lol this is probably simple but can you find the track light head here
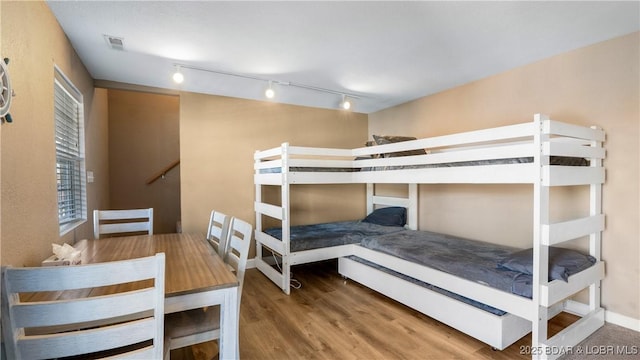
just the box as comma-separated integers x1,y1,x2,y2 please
341,95,352,110
172,66,184,84
265,88,275,99
265,81,275,99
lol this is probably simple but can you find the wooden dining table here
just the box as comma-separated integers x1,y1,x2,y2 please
61,233,239,359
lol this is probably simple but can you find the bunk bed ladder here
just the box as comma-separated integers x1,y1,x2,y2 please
281,143,292,295
254,143,291,294
532,114,551,357
255,149,263,275
531,114,606,360
588,126,603,312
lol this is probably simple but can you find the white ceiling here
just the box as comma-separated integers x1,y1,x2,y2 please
46,1,639,114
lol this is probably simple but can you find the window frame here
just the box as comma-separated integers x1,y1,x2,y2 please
54,66,87,235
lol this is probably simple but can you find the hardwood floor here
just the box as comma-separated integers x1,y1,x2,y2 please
170,260,579,360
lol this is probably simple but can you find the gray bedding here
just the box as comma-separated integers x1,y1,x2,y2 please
264,222,522,315
263,221,406,252
259,156,588,173
358,230,594,300
360,230,522,292
263,212,595,317
350,230,534,316
365,155,588,171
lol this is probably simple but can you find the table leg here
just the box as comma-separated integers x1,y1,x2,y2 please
219,286,239,359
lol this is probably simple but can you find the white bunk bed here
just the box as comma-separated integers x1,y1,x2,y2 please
254,114,605,359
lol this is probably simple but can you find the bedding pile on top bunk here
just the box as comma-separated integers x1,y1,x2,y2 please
361,133,588,170
365,135,589,167
360,156,588,171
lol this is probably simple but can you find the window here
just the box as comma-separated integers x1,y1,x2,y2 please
54,67,86,234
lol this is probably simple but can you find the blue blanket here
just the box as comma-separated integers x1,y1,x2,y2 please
264,221,406,252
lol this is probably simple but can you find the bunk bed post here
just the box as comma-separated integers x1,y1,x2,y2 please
255,150,263,267
281,142,292,295
366,183,374,215
589,127,603,311
407,183,418,230
532,113,550,357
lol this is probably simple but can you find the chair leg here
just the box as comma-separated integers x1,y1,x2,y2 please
163,337,172,360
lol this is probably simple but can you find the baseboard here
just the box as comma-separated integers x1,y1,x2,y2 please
247,257,257,269
605,310,640,332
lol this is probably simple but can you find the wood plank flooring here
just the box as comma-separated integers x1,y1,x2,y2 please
170,259,579,360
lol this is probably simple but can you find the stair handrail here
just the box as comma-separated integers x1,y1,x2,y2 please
146,159,180,185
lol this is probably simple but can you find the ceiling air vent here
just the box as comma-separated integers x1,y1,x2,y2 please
103,35,124,51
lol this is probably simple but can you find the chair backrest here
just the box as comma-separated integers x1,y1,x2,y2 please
163,217,251,353
224,217,252,300
1,253,165,360
94,208,154,239
206,210,232,258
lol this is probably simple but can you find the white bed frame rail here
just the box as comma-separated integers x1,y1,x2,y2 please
254,114,606,359
255,116,604,186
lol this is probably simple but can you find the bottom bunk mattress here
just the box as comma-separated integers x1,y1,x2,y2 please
358,230,597,299
263,221,406,252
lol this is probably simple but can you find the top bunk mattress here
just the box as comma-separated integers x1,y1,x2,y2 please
358,229,596,299
263,221,406,252
259,156,588,173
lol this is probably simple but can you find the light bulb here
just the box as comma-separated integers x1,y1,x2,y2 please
172,71,184,84
172,66,184,84
265,87,275,99
341,96,352,110
265,81,275,99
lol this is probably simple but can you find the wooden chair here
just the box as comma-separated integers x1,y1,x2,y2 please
164,217,253,357
1,253,166,359
206,210,232,258
93,208,154,239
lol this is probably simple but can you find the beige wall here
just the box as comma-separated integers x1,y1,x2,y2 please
1,2,109,266
369,33,640,321
107,89,181,234
180,93,368,257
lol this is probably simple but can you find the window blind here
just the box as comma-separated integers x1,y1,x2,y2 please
54,73,86,228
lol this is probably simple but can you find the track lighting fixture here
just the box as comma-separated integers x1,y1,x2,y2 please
170,63,359,110
172,65,184,84
265,81,275,99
